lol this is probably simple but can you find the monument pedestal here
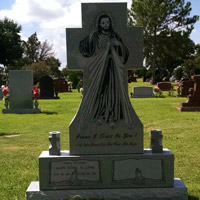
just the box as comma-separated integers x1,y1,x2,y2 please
39,149,174,190
2,108,41,114
26,179,187,200
177,106,200,112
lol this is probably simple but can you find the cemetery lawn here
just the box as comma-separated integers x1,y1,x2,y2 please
0,79,199,200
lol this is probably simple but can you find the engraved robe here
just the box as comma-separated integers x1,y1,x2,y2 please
79,31,134,127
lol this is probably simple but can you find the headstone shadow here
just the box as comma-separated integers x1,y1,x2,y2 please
41,111,58,115
188,195,199,200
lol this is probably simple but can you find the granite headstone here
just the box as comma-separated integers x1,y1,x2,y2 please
132,86,153,98
157,82,172,91
67,2,144,155
177,75,200,111
2,70,40,114
54,79,70,93
177,80,194,97
40,75,59,99
26,3,187,200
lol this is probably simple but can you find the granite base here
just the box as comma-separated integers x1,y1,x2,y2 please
2,108,41,114
26,178,187,200
39,149,174,190
39,97,60,99
177,106,200,112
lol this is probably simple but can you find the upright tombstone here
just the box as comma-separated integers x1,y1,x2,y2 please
177,75,200,111
132,86,154,98
2,70,40,114
39,75,59,99
177,80,194,97
157,82,172,91
54,78,70,93
26,3,187,200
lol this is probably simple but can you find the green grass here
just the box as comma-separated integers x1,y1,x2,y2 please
0,80,200,200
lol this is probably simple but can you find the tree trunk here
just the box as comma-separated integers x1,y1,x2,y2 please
151,65,156,84
151,27,157,85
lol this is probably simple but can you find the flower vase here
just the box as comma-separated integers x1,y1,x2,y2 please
4,99,9,109
34,99,39,109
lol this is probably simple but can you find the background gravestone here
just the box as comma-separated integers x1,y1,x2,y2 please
132,86,153,98
157,82,172,91
177,80,194,97
54,78,71,93
177,75,200,111
39,75,59,99
2,70,40,114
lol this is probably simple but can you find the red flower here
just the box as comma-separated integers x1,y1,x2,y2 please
32,84,40,100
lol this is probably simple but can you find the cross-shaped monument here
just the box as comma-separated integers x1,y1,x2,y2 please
66,3,143,155
26,3,187,199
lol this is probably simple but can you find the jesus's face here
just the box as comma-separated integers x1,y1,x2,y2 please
100,17,110,31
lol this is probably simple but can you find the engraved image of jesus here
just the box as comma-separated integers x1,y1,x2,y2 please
79,13,135,128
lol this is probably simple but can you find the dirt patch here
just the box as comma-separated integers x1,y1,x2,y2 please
0,133,20,137
5,134,20,138
3,145,22,151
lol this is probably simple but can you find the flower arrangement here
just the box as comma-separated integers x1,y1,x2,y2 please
33,84,40,100
1,85,9,100
153,86,163,97
32,84,40,109
1,85,9,109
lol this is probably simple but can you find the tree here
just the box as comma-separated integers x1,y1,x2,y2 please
24,61,51,83
182,44,200,78
62,67,83,89
0,18,23,74
22,32,54,65
45,57,61,77
128,0,199,84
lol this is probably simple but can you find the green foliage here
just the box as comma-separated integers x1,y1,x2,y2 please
0,18,23,70
22,32,54,65
128,0,199,83
62,68,83,89
24,61,51,83
22,32,40,64
182,44,200,78
45,57,61,77
76,81,83,92
68,72,79,89
132,67,147,77
174,67,183,80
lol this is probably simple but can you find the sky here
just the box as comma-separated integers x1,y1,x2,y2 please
0,0,199,69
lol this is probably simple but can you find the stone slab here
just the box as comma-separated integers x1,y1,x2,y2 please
69,119,143,155
2,108,41,114
9,70,33,109
26,178,187,200
39,149,174,190
177,106,200,112
157,82,172,91
132,86,153,98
